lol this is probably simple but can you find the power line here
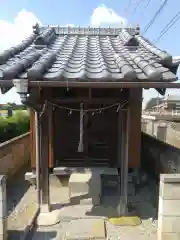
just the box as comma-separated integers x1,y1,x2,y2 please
159,11,180,34
132,0,143,16
124,0,132,14
143,0,168,34
140,0,151,17
154,11,180,43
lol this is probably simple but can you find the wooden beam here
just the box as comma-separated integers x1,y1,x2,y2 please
1,80,180,88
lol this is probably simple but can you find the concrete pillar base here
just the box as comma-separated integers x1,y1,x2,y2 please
37,208,61,226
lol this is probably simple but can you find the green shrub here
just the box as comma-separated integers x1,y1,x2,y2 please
0,110,30,143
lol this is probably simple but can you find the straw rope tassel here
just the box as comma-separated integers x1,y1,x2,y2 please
78,103,84,152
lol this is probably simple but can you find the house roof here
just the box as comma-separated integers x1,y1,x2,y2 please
0,25,179,86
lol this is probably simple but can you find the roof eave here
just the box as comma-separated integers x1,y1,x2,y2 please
1,79,180,89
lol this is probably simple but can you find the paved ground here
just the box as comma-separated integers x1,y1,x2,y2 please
6,171,158,239
31,175,158,240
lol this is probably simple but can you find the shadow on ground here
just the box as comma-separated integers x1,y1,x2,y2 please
50,179,159,221
7,164,31,216
8,229,57,240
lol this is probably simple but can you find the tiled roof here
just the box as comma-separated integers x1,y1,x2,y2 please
0,25,179,83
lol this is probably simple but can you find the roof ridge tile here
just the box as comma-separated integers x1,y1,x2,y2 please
119,29,139,47
34,28,56,46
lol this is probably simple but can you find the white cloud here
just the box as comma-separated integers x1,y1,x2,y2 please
0,9,41,51
0,6,179,105
0,9,41,104
90,4,127,27
0,88,21,104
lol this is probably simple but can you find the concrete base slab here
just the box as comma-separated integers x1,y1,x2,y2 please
37,209,61,226
64,219,106,240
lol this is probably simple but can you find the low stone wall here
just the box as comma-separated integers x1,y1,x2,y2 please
0,133,30,178
142,119,180,149
141,132,180,176
158,174,180,239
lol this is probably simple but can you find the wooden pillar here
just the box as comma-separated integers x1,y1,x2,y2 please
117,109,122,215
48,103,54,168
40,101,50,212
128,88,142,168
117,109,129,216
30,109,36,169
84,103,89,165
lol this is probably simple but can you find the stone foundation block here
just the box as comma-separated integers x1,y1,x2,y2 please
158,215,180,233
69,172,101,205
160,182,180,200
158,197,180,216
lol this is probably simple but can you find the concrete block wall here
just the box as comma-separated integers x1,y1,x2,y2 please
0,175,7,240
158,174,180,240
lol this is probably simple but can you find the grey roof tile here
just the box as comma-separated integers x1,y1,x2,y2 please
0,26,179,83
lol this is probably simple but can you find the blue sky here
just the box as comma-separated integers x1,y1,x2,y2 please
0,0,180,106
